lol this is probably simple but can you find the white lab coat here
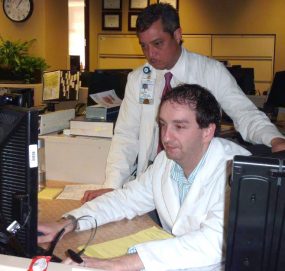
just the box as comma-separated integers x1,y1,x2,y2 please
104,48,283,188
67,138,251,271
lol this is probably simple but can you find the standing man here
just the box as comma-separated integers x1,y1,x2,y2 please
82,3,285,202
39,84,251,270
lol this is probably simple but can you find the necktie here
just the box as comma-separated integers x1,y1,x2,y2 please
161,72,173,97
157,72,173,153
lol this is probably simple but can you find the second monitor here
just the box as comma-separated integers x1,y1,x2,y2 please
82,69,132,106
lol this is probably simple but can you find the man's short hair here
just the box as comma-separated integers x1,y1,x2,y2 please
136,3,180,36
160,84,221,136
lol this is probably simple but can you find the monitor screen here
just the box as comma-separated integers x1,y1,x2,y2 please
265,71,285,108
42,70,81,103
87,69,132,105
226,155,285,271
227,66,255,95
0,105,38,258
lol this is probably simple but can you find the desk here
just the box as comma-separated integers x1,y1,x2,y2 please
42,133,111,184
39,189,156,259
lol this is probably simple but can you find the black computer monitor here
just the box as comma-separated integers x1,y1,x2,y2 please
265,71,285,108
226,155,285,271
87,69,132,105
0,105,38,258
227,66,255,95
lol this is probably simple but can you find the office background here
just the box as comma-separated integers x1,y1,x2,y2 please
0,0,284,74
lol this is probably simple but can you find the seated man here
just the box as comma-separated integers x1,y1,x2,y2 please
38,84,250,270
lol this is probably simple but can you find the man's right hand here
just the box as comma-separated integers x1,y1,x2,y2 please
81,188,114,203
38,218,75,244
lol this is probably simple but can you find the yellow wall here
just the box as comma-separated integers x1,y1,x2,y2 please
1,0,284,72
0,0,68,70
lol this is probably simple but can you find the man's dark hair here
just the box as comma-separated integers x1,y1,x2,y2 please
136,3,180,36
160,84,221,136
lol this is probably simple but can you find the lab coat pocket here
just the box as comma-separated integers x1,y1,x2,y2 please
173,214,207,235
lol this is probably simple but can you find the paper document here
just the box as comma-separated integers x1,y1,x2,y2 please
56,184,103,200
38,187,63,200
89,90,122,108
81,226,173,259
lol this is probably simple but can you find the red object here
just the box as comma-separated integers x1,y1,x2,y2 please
27,256,51,271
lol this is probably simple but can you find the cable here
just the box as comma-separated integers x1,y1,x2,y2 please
45,228,65,256
65,215,97,264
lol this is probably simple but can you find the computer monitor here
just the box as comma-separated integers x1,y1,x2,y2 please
87,69,132,105
0,105,38,258
227,66,255,95
265,71,285,108
70,55,80,74
0,88,34,108
42,70,81,111
226,155,285,271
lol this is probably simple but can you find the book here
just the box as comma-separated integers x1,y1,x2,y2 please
70,117,113,138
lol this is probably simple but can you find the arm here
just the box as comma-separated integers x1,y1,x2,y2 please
208,61,285,148
104,70,143,188
38,217,75,244
65,253,144,271
80,70,143,203
66,163,156,231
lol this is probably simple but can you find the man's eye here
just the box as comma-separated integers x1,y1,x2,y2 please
154,41,163,47
176,125,185,129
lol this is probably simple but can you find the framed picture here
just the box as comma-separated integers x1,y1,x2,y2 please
128,12,139,31
102,0,122,10
129,0,149,10
102,12,122,30
157,0,178,10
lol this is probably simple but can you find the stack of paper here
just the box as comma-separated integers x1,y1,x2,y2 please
81,226,173,259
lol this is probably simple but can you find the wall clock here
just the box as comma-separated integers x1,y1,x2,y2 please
3,0,33,22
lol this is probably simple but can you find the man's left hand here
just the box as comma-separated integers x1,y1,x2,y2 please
271,137,285,152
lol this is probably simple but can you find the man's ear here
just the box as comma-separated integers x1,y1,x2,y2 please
203,123,216,142
173,27,182,44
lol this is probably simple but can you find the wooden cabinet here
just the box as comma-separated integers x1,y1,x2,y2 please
97,34,275,94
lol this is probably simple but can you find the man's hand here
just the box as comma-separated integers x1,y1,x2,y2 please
81,188,114,203
271,137,285,153
64,253,144,271
37,219,74,244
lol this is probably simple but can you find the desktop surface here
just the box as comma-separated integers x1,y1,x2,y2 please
38,181,156,259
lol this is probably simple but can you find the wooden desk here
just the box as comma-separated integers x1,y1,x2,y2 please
39,195,156,259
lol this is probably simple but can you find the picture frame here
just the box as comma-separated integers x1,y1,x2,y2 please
157,0,178,10
102,0,122,10
129,0,149,10
128,12,139,31
102,12,122,31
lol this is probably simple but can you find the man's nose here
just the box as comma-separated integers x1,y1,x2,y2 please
146,46,156,58
161,127,172,143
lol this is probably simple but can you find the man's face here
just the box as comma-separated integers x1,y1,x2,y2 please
138,20,182,70
159,101,214,174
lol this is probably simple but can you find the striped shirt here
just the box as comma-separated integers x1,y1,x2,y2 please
171,151,208,205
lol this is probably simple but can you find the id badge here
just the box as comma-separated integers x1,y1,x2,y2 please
139,79,155,104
